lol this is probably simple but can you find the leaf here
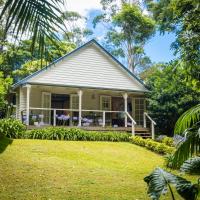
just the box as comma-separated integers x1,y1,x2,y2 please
171,124,200,168
0,0,66,60
174,104,200,134
144,167,199,200
180,157,200,175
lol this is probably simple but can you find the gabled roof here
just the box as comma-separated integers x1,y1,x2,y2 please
13,39,148,92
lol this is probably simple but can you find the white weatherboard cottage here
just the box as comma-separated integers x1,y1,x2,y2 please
13,39,156,138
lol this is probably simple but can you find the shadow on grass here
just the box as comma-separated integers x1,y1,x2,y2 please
0,137,13,154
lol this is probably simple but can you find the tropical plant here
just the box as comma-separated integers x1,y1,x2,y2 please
0,0,65,59
171,104,200,168
144,105,200,199
180,157,200,175
144,167,199,200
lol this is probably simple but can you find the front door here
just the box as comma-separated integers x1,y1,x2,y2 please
100,96,111,126
133,98,145,126
42,92,51,124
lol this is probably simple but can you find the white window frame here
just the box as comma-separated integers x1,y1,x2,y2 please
70,94,79,110
100,95,111,111
132,97,146,125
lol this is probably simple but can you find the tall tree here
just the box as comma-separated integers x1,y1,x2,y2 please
62,11,93,46
0,71,12,113
146,0,200,90
93,1,155,73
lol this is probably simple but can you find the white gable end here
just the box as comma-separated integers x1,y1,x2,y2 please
27,43,147,92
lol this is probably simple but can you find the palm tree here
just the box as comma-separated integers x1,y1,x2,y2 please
0,0,65,58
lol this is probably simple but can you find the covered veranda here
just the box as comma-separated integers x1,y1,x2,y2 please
17,84,156,138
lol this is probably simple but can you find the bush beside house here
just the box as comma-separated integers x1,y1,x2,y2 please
130,136,175,154
0,118,175,155
0,118,26,139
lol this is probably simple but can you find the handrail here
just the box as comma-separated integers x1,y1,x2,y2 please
125,111,136,136
29,107,79,112
144,112,156,125
29,107,125,113
125,111,136,125
144,112,156,139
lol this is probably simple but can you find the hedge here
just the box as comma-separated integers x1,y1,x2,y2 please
23,127,131,142
0,118,176,155
130,136,175,155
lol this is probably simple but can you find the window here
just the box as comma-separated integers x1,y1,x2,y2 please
70,94,79,109
100,96,111,111
134,98,145,126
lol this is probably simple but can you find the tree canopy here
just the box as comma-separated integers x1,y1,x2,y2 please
93,1,155,73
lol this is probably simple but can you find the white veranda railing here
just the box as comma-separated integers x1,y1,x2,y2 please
22,107,137,135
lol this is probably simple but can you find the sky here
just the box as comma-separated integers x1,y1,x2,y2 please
65,0,177,63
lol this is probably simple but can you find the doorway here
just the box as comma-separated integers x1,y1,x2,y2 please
51,94,70,125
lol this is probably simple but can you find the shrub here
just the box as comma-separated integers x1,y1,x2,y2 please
0,118,26,138
130,136,175,155
156,135,167,142
23,127,131,142
164,154,174,168
129,136,146,146
161,137,174,147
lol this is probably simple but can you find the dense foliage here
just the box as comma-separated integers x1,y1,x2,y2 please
146,0,200,90
130,136,175,155
141,62,200,135
1,39,76,79
0,72,12,114
0,118,26,138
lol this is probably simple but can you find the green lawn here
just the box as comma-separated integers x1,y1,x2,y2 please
0,138,198,200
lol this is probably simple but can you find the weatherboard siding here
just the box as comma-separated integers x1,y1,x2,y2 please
19,87,27,118
28,44,146,92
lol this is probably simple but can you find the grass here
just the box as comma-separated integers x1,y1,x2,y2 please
0,138,198,200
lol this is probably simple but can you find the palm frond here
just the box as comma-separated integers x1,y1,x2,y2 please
144,167,199,200
180,157,200,175
171,125,200,168
174,104,200,134
0,0,65,58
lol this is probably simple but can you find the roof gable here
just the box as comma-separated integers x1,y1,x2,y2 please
13,39,148,92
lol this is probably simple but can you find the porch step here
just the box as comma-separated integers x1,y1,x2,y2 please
135,133,151,138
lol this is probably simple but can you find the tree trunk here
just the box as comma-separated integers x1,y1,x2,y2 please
127,41,135,73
